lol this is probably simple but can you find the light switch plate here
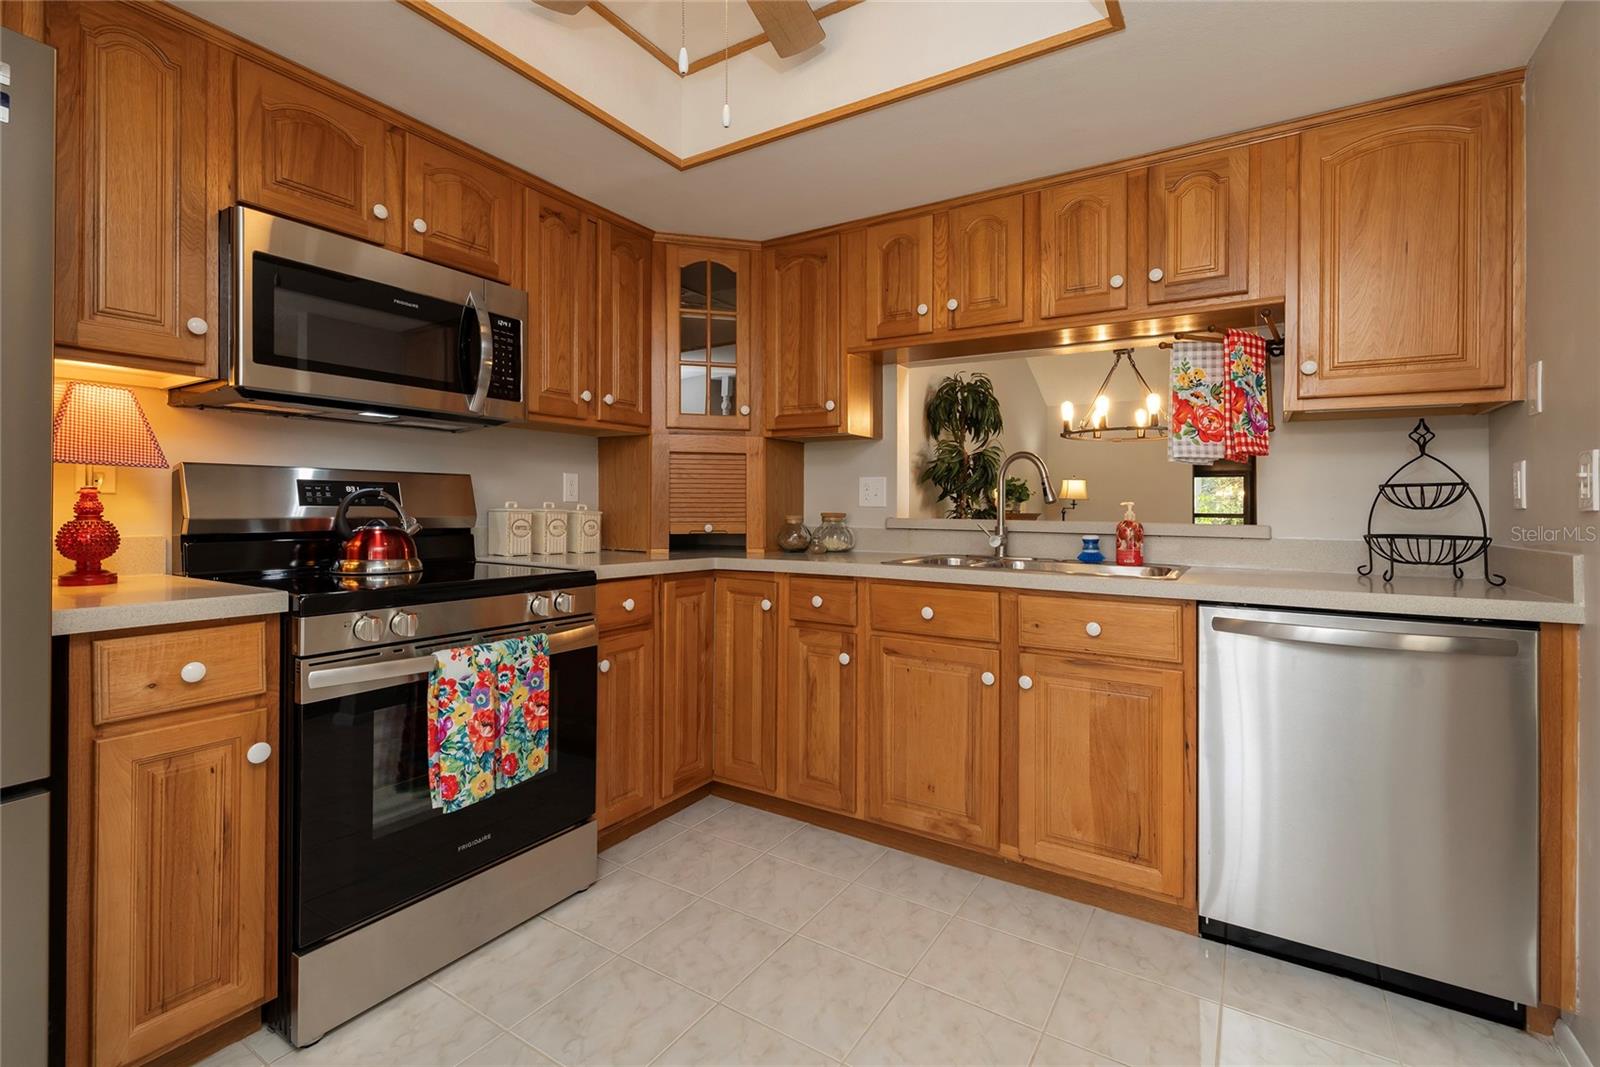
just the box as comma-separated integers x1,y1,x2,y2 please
859,476,887,508
1528,360,1543,415
1580,449,1600,512
1512,460,1527,510
562,473,579,502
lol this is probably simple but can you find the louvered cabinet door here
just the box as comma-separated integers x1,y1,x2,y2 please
862,216,934,340
945,194,1024,329
668,449,748,535
1146,146,1251,304
236,59,395,244
712,575,781,792
1038,173,1129,319
403,132,519,282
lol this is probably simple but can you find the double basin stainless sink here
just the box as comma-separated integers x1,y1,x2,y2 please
886,555,1186,580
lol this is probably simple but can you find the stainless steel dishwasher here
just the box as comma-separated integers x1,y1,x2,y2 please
1199,605,1539,1018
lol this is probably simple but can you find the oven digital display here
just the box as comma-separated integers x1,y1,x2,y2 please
297,480,403,508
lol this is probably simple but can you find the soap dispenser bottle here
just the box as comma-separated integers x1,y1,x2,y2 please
1115,500,1145,566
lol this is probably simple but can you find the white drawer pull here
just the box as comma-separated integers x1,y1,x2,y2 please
580,389,593,403
246,742,272,765
1085,621,1102,638
1299,360,1319,376
1018,674,1034,691
372,202,389,220
980,671,995,687
603,393,615,405
739,404,751,416
412,217,428,234
839,652,851,666
622,598,636,612
824,400,836,411
1148,267,1164,282
920,606,934,621
811,595,823,608
180,661,207,684
598,659,611,673
1109,274,1124,289
760,599,772,612
185,317,208,336
946,298,959,311
916,302,929,316
703,523,715,534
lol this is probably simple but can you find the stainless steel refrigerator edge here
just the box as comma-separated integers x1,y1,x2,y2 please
0,27,57,1067
1199,605,1539,1006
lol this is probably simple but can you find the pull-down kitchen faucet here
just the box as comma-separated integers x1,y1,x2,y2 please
988,451,1057,558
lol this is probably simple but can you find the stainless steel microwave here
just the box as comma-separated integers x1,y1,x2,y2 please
172,207,526,431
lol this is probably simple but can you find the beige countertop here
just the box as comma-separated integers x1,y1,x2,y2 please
480,549,1584,625
52,575,289,636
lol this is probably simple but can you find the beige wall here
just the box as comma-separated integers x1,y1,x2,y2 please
1488,2,1600,1055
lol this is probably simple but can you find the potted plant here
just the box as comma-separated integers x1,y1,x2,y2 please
1003,477,1036,520
918,373,1003,519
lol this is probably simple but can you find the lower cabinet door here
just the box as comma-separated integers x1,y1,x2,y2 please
712,575,780,792
92,708,273,1067
780,626,856,814
865,635,1000,849
1016,653,1187,899
597,626,656,828
659,576,715,799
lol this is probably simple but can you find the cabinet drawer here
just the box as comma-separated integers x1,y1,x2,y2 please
869,582,999,643
788,576,856,627
1016,595,1183,664
92,622,270,725
597,578,654,631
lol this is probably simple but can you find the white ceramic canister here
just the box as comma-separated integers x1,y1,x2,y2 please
486,501,536,557
569,504,603,553
531,501,569,555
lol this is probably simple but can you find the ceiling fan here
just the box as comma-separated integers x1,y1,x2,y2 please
532,0,825,58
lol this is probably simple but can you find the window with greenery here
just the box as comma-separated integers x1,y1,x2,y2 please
1193,459,1255,524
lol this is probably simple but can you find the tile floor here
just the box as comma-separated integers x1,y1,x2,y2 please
204,797,1569,1067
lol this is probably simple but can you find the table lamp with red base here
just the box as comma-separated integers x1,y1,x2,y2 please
52,381,169,586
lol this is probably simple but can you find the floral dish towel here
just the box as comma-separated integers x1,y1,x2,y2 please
1223,329,1271,461
427,636,553,814
1168,340,1226,464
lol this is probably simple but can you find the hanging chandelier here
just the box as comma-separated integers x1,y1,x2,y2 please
1060,348,1166,442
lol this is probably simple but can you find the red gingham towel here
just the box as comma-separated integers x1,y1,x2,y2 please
1223,329,1270,461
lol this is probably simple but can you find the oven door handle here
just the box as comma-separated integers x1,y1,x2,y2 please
464,290,494,414
305,655,438,691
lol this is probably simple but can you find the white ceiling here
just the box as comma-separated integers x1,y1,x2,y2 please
177,0,1559,240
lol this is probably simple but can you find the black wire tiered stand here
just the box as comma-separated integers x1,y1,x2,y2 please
1359,419,1505,586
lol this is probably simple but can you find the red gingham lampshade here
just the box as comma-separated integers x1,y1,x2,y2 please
51,381,169,469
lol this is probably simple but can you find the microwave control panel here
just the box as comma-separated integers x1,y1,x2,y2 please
487,314,523,402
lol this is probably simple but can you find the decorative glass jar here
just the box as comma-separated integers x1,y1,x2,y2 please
776,516,812,553
812,512,855,553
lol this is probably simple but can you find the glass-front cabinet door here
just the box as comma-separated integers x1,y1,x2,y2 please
668,245,751,429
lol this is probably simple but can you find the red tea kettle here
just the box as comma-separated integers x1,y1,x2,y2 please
332,488,423,576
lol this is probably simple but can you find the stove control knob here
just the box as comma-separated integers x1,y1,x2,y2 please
529,594,553,618
352,614,386,643
553,591,575,614
390,610,420,638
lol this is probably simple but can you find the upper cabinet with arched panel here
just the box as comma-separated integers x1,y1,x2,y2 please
1038,174,1129,319
668,244,753,430
1146,146,1250,304
861,216,933,341
403,133,520,283
944,194,1025,329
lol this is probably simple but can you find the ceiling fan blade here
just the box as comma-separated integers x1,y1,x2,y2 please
746,0,825,58
533,1,588,14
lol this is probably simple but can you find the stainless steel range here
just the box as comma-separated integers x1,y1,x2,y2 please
175,463,598,1047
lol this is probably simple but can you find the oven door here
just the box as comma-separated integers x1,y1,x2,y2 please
231,207,525,424
290,618,595,950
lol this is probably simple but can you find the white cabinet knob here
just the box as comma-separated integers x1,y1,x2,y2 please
839,652,851,666
704,524,715,533
179,661,207,684
412,217,428,234
603,394,615,405
246,741,272,765
760,598,772,612
185,317,208,336
1299,360,1319,376
598,658,611,673
739,404,751,416
1018,675,1034,691
1085,621,1102,638
810,595,823,608
1109,274,1124,289
946,298,959,311
920,606,934,621
622,598,636,612
372,203,390,220
980,671,995,687
824,400,836,412
1148,267,1164,282
580,389,593,402
916,303,929,316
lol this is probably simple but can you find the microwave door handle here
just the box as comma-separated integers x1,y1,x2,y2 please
465,290,494,414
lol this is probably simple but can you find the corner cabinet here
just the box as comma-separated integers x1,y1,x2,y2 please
1290,87,1520,415
666,244,754,431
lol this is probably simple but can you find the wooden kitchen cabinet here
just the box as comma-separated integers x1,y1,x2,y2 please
780,624,857,814
860,215,934,341
527,191,600,422
764,234,877,440
864,633,1000,849
1291,87,1519,414
1037,173,1129,319
659,575,715,799
1145,146,1251,304
596,624,656,828
1016,653,1187,900
667,244,754,430
597,220,652,428
235,59,398,245
712,575,780,792
48,1,221,375
403,132,520,283
943,194,1025,329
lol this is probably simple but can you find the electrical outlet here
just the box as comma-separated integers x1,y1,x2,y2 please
81,465,116,493
562,472,579,502
859,476,887,508
1528,360,1543,415
1580,449,1600,513
1512,460,1528,510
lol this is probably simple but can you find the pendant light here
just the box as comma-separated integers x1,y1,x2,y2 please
721,0,732,127
1060,348,1167,442
677,0,688,75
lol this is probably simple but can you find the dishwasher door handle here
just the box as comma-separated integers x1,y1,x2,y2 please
1209,616,1521,657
